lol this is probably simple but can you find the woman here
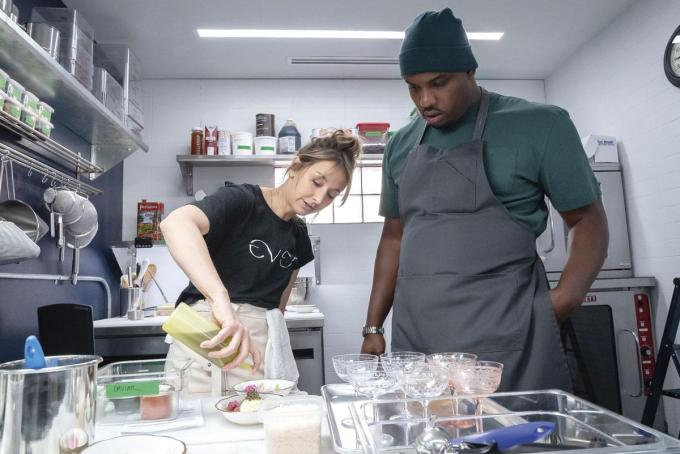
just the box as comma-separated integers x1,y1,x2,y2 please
161,130,361,393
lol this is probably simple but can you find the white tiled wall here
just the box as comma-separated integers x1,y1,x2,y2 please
545,0,680,434
125,78,545,384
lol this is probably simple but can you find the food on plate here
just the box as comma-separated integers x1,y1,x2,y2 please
226,385,262,413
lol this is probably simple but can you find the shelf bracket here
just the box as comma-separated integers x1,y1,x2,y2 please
180,161,194,196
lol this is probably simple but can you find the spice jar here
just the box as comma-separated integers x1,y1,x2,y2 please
191,127,203,155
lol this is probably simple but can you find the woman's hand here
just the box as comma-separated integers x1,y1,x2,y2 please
200,294,262,373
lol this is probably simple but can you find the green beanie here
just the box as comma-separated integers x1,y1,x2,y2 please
399,8,478,77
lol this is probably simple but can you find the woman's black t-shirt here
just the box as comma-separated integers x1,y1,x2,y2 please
176,183,314,310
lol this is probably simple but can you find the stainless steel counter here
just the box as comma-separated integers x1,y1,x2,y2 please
93,308,326,394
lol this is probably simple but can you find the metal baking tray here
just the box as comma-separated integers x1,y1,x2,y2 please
322,384,369,453
349,390,680,454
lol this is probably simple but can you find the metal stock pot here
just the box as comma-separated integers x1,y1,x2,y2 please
0,355,102,454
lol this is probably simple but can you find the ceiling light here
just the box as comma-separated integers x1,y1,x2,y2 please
197,29,503,41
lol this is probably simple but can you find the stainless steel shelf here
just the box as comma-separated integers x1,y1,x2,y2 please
0,12,148,177
176,154,384,195
0,109,102,174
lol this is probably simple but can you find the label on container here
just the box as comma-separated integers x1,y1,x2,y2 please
364,131,384,137
278,136,296,154
105,380,160,399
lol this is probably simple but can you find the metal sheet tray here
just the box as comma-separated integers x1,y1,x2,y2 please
348,389,680,454
322,384,368,453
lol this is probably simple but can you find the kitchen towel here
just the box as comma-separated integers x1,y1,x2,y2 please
264,309,300,386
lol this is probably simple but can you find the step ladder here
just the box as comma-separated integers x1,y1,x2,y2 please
642,277,680,432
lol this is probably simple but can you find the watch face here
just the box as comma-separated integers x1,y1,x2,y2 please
671,41,680,76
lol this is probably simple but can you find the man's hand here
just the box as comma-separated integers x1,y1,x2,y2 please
360,334,386,356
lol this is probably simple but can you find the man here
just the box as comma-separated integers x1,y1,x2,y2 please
360,8,609,391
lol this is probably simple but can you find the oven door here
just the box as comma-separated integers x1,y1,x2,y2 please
561,289,649,423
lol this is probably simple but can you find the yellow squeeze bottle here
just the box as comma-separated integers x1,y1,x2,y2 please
162,303,253,371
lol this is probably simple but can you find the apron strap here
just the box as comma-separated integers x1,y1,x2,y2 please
415,116,428,145
472,87,490,141
416,86,490,146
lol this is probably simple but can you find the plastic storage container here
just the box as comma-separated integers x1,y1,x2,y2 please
21,91,39,112
5,78,24,102
92,67,124,121
37,101,54,122
231,131,254,156
262,395,324,454
0,0,12,18
278,118,301,154
20,108,37,128
3,97,22,119
27,22,61,60
93,43,144,132
96,359,188,425
36,118,54,137
254,136,277,155
31,7,95,91
162,302,253,370
0,68,9,93
356,122,390,154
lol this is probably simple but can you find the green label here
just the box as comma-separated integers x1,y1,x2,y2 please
237,145,252,150
261,146,275,151
105,380,160,398
365,131,384,137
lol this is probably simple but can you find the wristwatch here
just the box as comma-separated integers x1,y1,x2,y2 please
362,325,385,337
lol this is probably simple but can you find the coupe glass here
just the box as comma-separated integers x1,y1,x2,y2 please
449,360,504,429
332,353,379,428
426,352,477,395
380,351,426,421
402,363,449,420
346,362,398,447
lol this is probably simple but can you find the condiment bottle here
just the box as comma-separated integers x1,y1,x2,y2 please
162,303,252,370
278,118,301,154
191,127,203,155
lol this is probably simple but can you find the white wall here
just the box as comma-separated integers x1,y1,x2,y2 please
125,78,545,383
545,0,680,434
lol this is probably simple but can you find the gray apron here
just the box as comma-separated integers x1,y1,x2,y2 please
392,88,571,392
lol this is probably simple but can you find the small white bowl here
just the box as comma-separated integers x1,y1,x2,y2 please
233,379,295,396
215,395,265,425
82,434,186,453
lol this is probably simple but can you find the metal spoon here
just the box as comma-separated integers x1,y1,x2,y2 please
416,416,452,454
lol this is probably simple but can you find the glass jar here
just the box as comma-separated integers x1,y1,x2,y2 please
191,127,203,155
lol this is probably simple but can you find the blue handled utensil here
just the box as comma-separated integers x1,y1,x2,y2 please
450,421,556,451
24,335,48,369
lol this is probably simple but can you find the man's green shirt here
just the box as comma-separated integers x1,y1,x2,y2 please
380,91,600,235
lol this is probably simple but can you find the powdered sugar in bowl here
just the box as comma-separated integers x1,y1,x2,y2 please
262,395,323,454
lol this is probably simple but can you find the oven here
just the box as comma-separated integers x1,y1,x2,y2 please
538,162,632,280
557,279,664,428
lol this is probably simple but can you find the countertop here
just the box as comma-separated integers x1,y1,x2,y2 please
94,396,337,454
94,307,324,331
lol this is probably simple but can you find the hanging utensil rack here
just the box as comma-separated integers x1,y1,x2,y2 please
0,144,102,196
0,109,102,175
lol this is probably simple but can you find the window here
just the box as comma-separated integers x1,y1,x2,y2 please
274,164,384,224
